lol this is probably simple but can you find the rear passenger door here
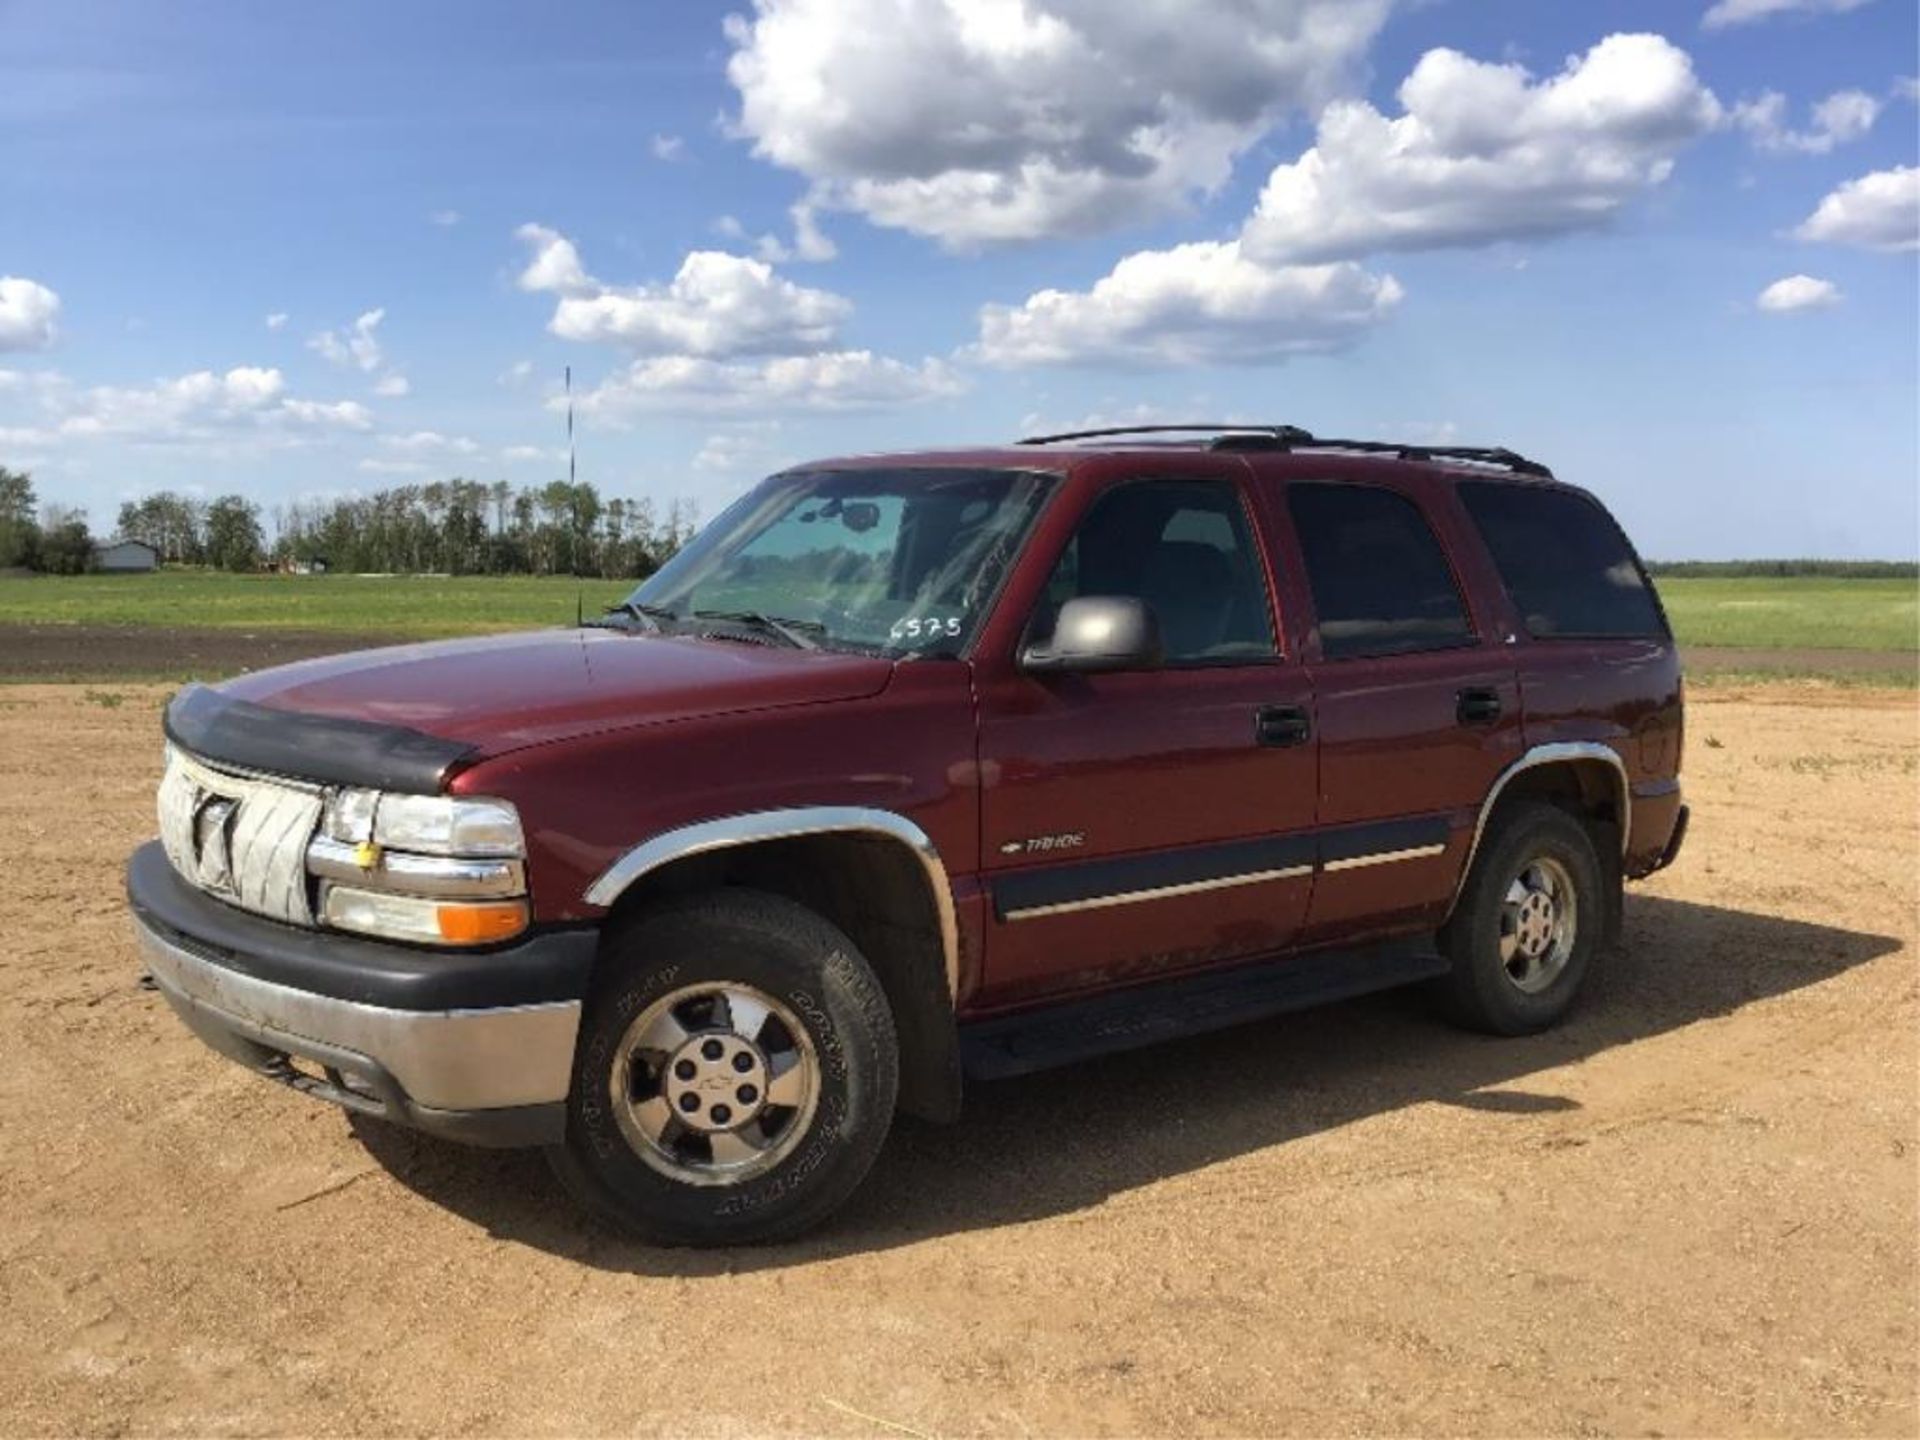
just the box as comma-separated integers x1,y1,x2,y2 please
1265,478,1524,942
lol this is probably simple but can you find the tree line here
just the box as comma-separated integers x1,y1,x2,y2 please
0,467,94,574
262,479,699,578
1644,559,1918,579
0,468,699,577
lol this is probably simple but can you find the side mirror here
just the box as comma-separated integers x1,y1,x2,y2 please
1021,596,1164,673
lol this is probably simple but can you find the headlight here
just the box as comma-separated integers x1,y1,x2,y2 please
374,794,523,856
310,790,528,946
322,787,379,844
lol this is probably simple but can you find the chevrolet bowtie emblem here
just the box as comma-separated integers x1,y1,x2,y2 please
354,839,383,871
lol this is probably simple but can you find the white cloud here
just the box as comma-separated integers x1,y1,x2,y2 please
571,351,964,420
1016,400,1218,438
973,240,1402,367
309,307,388,373
357,457,431,476
514,224,593,295
382,430,480,455
1794,165,1920,250
264,311,289,331
723,0,1392,247
1242,34,1723,263
1734,89,1880,154
429,209,462,227
1702,0,1874,30
650,133,685,162
515,226,851,356
308,307,412,396
0,276,61,352
712,201,839,265
0,365,372,445
271,398,374,431
750,196,839,264
498,359,536,386
693,425,785,472
1756,274,1843,310
500,444,563,464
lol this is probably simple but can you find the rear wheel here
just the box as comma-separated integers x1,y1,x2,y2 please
1437,801,1605,1035
549,890,898,1246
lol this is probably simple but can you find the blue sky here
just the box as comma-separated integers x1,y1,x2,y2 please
2,0,1915,558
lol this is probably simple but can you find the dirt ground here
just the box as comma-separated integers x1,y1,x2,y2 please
0,624,403,681
0,682,1914,1437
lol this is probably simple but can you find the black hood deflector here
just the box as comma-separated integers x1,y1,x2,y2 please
164,684,476,793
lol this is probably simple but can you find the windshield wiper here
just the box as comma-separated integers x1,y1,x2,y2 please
691,609,823,650
586,600,677,633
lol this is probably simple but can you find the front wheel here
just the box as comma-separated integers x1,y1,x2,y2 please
1436,801,1606,1035
549,890,899,1246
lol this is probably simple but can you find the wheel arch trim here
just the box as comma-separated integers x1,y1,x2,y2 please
584,807,961,1001
1450,742,1630,912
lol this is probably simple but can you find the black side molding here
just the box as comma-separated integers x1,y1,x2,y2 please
992,832,1316,921
166,683,475,793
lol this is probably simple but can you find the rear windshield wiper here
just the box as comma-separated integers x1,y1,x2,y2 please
691,609,823,650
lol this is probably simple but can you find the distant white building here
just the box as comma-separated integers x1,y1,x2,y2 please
94,539,159,573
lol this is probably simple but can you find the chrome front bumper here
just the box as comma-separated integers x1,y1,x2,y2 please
134,912,580,1147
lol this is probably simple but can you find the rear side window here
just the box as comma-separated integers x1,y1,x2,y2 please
1458,482,1665,639
1286,483,1474,660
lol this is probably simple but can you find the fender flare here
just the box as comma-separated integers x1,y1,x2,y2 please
1450,742,1630,910
584,806,961,1001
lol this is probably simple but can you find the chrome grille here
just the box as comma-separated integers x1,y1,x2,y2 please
158,749,324,925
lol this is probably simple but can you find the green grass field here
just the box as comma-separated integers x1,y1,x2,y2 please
1653,577,1915,652
2,570,1914,650
0,572,634,637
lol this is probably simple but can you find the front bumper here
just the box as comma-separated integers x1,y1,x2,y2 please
128,840,592,1148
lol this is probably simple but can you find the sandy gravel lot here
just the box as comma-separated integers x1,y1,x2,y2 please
0,683,1913,1436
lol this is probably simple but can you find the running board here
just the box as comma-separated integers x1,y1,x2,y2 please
959,941,1450,1080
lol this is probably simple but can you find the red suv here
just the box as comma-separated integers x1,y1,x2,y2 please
129,424,1687,1245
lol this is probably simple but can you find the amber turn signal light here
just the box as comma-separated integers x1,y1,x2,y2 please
434,900,530,945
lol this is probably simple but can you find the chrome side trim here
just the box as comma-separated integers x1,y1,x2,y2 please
1003,864,1312,923
307,835,526,898
1449,742,1632,912
135,916,579,1111
584,807,962,1001
1322,843,1447,873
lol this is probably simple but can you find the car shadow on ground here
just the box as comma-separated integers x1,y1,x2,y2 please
348,893,1901,1273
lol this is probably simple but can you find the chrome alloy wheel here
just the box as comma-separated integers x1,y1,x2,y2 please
1499,856,1579,995
609,982,820,1187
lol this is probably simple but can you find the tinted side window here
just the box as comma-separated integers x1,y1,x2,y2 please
1286,483,1474,660
1458,482,1665,639
1036,479,1275,663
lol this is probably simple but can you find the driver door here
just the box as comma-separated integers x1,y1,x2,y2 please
973,468,1319,1009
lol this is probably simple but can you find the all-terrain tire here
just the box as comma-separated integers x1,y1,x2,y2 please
548,889,899,1246
1436,800,1606,1036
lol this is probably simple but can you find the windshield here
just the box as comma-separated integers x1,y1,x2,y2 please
629,468,1053,656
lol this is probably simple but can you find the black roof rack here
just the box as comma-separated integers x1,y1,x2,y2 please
1013,423,1552,478
1016,423,1313,447
1300,438,1554,479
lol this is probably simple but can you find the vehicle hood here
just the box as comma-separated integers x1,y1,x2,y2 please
217,627,894,756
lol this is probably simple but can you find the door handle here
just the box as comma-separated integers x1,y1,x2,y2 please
1457,687,1503,726
1256,704,1312,748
